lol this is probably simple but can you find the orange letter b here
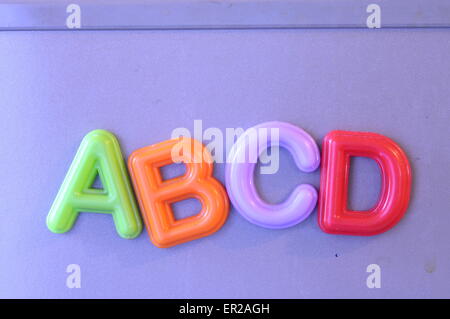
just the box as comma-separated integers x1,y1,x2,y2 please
128,137,229,248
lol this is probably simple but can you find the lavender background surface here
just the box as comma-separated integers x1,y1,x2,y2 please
0,29,449,298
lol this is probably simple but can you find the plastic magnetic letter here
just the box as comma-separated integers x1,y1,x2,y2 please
128,137,229,248
47,130,142,239
225,121,321,229
318,130,412,236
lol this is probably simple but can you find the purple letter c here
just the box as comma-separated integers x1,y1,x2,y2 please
225,121,320,229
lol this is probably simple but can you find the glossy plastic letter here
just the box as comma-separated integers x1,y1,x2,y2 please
225,121,320,229
47,130,142,239
128,137,229,248
318,130,412,236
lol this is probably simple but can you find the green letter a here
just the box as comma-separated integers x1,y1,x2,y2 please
47,130,142,239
